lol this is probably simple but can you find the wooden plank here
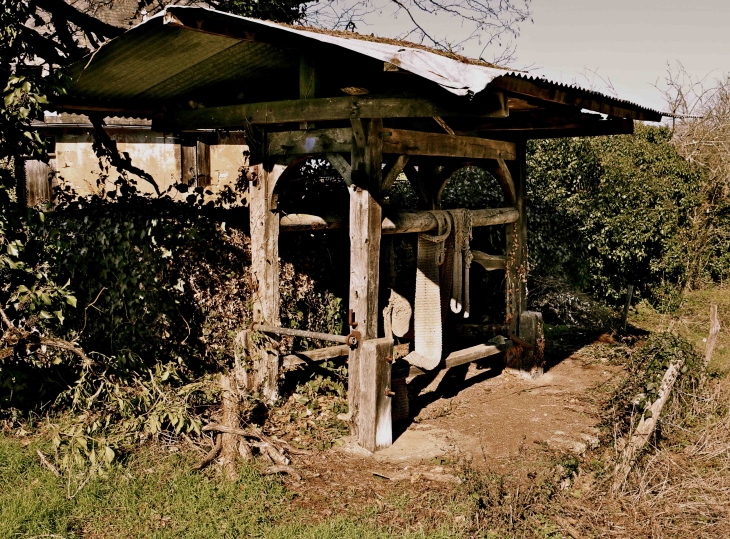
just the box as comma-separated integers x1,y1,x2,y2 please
248,155,286,402
24,159,52,206
444,341,514,369
160,94,508,131
282,345,350,369
268,128,352,156
358,338,393,452
381,129,516,160
324,153,352,185
490,75,663,122
381,155,410,193
196,139,211,187
181,138,197,185
471,251,507,271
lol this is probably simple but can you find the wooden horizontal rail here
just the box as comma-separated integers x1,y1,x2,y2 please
253,324,350,345
282,344,350,369
280,207,519,234
409,340,514,376
158,94,507,131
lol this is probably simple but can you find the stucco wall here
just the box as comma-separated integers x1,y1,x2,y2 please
51,129,249,201
55,130,182,195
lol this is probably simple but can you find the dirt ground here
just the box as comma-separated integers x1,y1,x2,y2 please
278,330,627,525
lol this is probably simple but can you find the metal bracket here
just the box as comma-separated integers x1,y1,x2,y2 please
347,309,358,329
346,330,361,349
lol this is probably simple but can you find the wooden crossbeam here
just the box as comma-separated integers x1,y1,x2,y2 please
160,94,507,131
471,251,507,271
381,129,516,160
268,128,352,155
278,207,519,233
267,127,516,160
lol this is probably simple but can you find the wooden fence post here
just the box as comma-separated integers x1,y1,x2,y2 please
705,303,721,370
249,156,285,402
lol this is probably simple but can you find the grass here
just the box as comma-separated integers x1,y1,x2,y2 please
3,284,728,539
0,436,460,539
631,282,730,373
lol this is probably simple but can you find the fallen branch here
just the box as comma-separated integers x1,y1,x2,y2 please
613,357,685,493
0,306,93,366
192,435,222,471
36,449,60,477
263,465,302,481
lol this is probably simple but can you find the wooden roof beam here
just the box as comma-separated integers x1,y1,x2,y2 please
156,94,507,131
489,75,662,122
476,118,634,140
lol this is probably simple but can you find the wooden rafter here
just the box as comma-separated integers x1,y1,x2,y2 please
491,75,662,122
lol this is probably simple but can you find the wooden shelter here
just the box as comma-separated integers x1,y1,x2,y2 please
56,6,667,452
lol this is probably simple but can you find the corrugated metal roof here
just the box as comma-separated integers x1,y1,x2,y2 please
62,6,667,122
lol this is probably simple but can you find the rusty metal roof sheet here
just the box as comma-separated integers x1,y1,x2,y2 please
62,6,666,122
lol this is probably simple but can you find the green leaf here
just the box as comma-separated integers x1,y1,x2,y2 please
66,295,77,307
39,310,53,319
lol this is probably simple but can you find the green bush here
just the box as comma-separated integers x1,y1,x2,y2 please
527,125,703,305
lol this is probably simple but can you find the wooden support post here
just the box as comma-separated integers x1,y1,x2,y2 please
348,118,385,444
248,149,286,402
505,311,545,379
505,141,527,329
358,337,394,452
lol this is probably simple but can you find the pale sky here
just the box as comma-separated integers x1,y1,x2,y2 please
356,0,730,114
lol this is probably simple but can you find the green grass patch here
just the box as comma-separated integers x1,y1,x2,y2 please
0,436,460,539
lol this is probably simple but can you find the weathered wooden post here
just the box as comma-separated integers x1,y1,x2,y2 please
348,117,393,450
505,141,527,328
248,145,286,402
503,141,544,378
359,337,394,451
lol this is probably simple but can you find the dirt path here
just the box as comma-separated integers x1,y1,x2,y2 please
280,332,625,524
359,336,622,468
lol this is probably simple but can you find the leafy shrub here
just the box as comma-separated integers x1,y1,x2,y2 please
527,125,703,306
